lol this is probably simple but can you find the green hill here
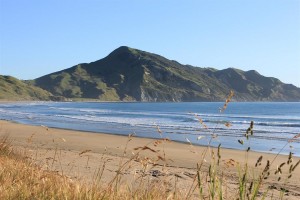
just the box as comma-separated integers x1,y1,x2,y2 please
32,46,300,102
0,75,52,101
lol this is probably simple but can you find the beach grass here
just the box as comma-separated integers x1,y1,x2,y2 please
0,92,300,199
1,129,299,199
0,134,178,200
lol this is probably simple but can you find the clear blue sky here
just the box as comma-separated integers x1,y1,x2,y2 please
1,0,300,86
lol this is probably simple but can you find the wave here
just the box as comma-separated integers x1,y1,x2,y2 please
193,113,300,121
55,114,165,127
183,117,300,128
49,113,299,137
2,106,300,130
0,109,32,116
46,104,300,122
1,102,300,142
230,121,300,128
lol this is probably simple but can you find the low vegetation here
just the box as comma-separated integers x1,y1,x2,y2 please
2,47,300,102
0,75,52,101
32,46,300,102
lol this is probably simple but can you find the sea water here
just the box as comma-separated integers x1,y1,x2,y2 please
0,102,299,156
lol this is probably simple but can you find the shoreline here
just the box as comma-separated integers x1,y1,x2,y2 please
1,100,300,103
0,119,295,159
1,119,298,158
0,119,299,168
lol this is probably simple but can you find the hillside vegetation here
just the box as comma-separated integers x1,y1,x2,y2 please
2,46,300,101
32,46,300,102
0,75,52,101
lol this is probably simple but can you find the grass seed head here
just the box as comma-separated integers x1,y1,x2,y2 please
238,140,244,145
292,160,300,171
79,150,91,155
288,133,300,143
279,162,285,168
219,90,234,113
287,152,293,164
255,156,263,167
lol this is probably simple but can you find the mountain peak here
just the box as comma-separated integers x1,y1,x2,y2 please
113,46,132,52
108,46,140,56
31,47,300,102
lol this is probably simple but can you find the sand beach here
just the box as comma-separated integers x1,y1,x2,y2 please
1,119,299,199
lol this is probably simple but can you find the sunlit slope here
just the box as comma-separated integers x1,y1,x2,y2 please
33,46,300,101
0,75,52,101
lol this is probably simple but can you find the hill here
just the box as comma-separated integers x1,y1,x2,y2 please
0,75,52,101
31,46,300,102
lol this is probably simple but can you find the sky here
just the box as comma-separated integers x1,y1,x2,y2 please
0,0,300,87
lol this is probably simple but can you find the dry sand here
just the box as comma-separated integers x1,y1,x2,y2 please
1,120,299,199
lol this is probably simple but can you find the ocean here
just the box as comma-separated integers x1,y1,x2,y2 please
0,102,299,156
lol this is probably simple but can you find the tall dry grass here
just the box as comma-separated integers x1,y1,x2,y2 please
0,91,299,199
0,134,181,199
